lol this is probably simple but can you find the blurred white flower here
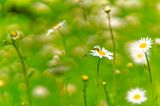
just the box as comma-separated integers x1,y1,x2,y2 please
130,50,147,64
90,10,125,29
90,45,113,59
109,17,126,29
32,86,49,98
154,38,160,45
125,14,140,26
126,87,147,104
66,83,77,95
32,2,51,13
47,20,66,36
116,0,142,9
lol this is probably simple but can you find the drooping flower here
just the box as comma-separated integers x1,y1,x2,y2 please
47,20,66,36
126,87,147,104
90,45,113,60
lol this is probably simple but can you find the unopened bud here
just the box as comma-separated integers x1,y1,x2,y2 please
81,75,89,81
127,62,133,68
104,5,111,13
10,31,18,37
102,81,107,85
114,69,121,75
9,31,22,40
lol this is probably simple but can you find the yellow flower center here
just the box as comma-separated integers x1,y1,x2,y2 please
137,53,143,58
140,43,147,48
98,50,105,56
10,31,17,37
134,94,141,100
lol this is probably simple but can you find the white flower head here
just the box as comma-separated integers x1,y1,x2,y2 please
32,86,49,98
130,50,147,64
126,87,147,104
46,20,66,36
134,37,152,52
154,38,160,45
90,45,113,60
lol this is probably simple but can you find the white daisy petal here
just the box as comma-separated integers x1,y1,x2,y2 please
46,29,54,36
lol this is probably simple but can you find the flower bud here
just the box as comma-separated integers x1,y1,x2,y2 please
104,5,111,13
81,75,89,81
9,31,23,40
102,81,107,85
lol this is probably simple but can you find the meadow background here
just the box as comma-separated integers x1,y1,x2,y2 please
0,0,160,106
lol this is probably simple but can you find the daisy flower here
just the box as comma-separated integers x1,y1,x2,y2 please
9,31,22,40
126,87,147,104
130,50,147,64
133,37,152,52
90,45,113,60
47,20,66,36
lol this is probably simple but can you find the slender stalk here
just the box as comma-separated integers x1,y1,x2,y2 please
79,0,87,22
11,38,31,106
83,81,87,106
106,10,118,106
96,58,101,88
144,52,152,83
106,12,116,66
64,78,69,106
144,52,157,105
0,88,5,106
58,30,67,56
103,84,110,106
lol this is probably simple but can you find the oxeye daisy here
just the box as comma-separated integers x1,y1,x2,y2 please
47,20,66,36
126,88,147,104
90,45,113,60
134,37,152,52
130,50,147,64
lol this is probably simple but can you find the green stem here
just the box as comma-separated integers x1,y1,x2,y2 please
79,0,87,22
144,52,157,105
64,78,69,106
1,88,5,106
58,30,67,56
103,85,110,106
107,11,118,106
107,12,116,66
96,58,101,88
11,38,31,106
83,81,87,106
144,52,152,83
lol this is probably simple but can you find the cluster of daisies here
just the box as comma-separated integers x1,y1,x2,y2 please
129,37,152,64
89,37,152,104
46,20,152,105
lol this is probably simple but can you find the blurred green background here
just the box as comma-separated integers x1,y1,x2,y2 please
0,0,160,106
